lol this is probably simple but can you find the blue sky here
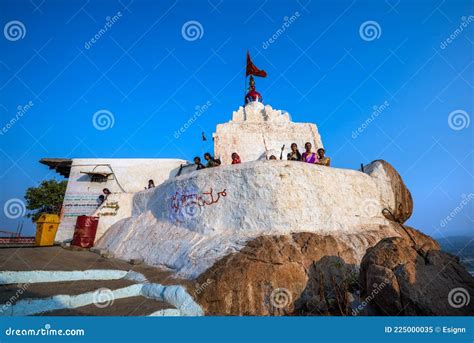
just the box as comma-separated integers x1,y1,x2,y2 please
0,0,472,238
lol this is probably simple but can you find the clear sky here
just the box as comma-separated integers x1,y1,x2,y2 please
0,0,472,238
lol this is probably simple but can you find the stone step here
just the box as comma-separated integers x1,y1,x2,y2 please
0,246,185,285
36,296,174,316
1,279,137,305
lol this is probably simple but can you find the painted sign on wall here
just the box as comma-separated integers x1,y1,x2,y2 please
168,187,227,223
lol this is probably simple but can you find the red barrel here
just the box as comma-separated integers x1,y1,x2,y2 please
71,216,99,248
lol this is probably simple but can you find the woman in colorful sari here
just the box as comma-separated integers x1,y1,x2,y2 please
301,142,319,164
287,143,302,161
316,148,331,166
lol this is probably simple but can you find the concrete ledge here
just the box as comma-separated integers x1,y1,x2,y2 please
0,269,147,285
141,283,204,316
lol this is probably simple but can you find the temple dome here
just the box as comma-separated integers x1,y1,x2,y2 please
245,89,263,104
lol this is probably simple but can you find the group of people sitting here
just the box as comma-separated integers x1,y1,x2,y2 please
286,142,330,166
193,141,330,170
97,143,330,203
193,152,222,170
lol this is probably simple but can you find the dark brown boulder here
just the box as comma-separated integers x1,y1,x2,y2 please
359,236,474,315
192,235,308,316
192,228,402,316
394,224,440,254
191,220,463,316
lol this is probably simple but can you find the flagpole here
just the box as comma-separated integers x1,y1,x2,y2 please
201,131,206,158
243,51,248,105
243,74,247,105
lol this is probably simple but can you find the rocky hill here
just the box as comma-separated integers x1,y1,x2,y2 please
96,159,474,316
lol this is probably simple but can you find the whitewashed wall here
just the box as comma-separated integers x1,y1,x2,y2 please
56,158,186,242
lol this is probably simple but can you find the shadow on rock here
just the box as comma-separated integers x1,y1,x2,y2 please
294,256,359,316
359,236,474,316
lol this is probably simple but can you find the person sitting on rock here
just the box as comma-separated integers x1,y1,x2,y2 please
194,156,206,170
287,143,302,161
102,188,111,200
97,195,105,206
147,179,155,189
231,152,241,164
204,153,220,168
301,142,318,164
316,148,331,166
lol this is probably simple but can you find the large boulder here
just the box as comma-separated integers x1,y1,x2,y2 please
364,160,413,223
192,224,461,316
192,226,404,316
359,236,474,315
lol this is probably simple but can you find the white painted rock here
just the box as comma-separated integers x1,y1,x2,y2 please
96,160,398,279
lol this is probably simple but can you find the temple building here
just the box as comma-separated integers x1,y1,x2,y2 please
40,158,186,241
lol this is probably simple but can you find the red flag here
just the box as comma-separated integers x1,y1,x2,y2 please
246,51,267,77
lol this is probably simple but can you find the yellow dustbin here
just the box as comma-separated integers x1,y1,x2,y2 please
35,214,60,246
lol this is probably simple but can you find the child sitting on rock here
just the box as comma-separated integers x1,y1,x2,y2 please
204,153,221,168
194,156,206,170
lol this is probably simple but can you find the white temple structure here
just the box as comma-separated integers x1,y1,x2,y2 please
214,102,323,164
41,158,186,242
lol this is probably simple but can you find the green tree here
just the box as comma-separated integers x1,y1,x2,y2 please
24,179,67,222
